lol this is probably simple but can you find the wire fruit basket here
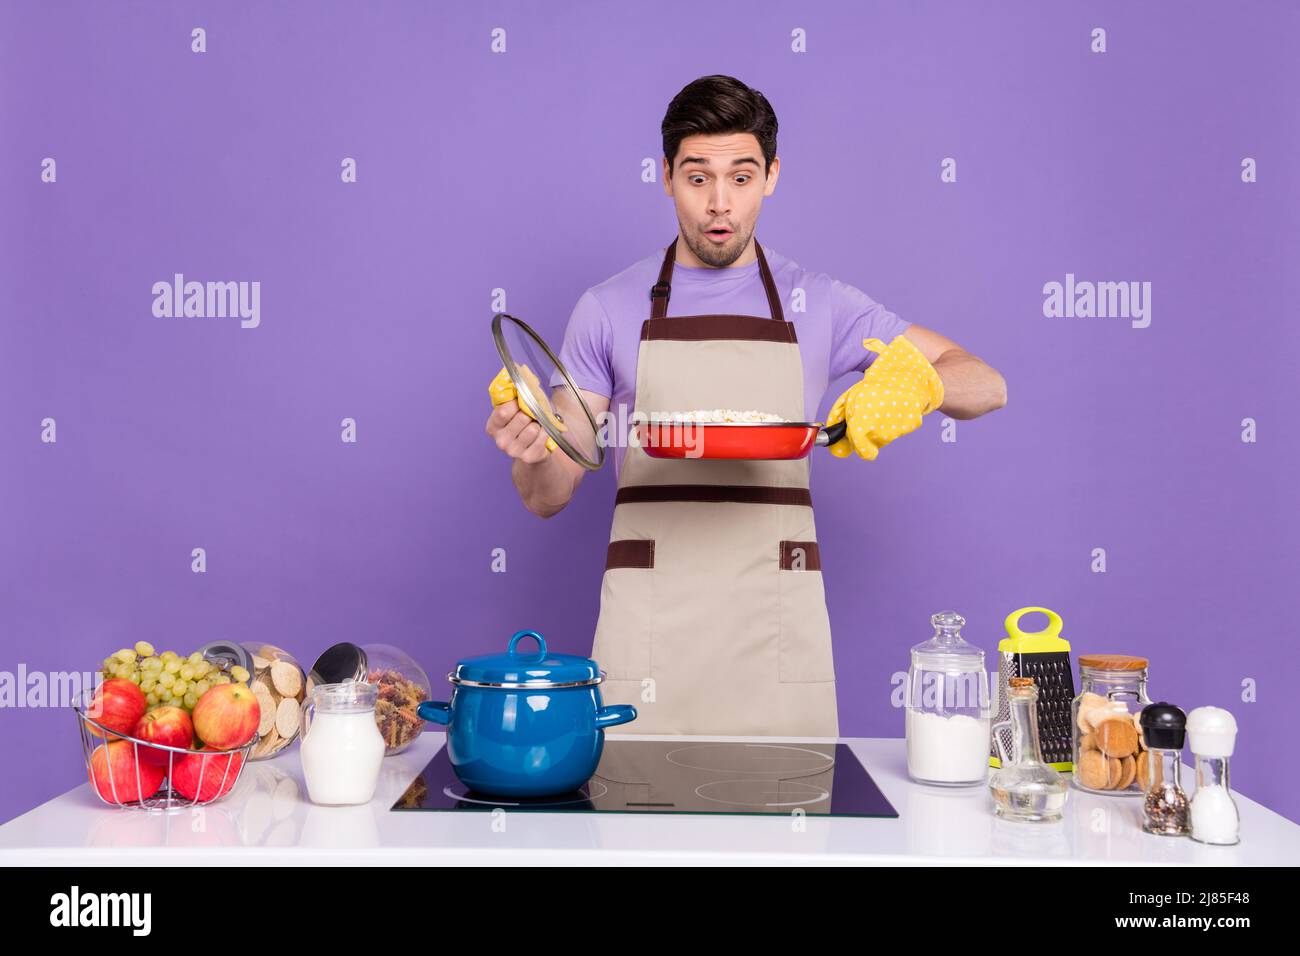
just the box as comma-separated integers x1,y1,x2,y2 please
74,688,257,811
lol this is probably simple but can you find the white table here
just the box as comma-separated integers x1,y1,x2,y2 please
2,733,1295,865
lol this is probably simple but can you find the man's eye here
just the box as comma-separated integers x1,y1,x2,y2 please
735,176,750,185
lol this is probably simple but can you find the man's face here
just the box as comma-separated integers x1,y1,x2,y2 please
663,133,780,267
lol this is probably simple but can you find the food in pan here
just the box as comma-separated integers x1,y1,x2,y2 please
644,409,789,423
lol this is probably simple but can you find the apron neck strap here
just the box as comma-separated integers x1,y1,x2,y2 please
649,236,785,323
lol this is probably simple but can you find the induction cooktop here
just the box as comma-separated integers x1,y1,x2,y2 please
391,739,898,817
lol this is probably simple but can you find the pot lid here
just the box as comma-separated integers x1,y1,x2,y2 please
492,313,605,472
451,630,600,687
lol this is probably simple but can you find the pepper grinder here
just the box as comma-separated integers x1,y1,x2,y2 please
1185,706,1241,846
1139,703,1190,836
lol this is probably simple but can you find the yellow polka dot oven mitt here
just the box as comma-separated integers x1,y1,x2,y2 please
825,336,945,460
488,366,559,453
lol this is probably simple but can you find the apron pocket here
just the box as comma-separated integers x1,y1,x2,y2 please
593,539,655,681
606,538,655,570
779,540,821,571
777,540,836,683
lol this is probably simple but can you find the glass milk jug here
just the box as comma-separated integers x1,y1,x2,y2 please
300,682,386,806
905,611,991,786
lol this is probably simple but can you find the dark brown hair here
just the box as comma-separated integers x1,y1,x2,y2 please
661,75,778,177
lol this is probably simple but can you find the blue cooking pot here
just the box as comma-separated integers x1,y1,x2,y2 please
416,629,637,797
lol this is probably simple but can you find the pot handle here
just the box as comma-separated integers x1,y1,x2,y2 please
595,704,637,729
507,629,548,661
816,421,847,448
417,701,451,726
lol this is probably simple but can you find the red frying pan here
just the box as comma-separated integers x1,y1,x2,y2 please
635,420,848,460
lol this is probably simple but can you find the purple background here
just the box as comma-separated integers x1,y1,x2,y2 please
2,1,1297,827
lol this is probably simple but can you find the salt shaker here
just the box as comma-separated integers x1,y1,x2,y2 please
1138,703,1190,836
1185,706,1241,846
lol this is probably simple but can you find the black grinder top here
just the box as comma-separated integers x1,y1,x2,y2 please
1140,702,1187,750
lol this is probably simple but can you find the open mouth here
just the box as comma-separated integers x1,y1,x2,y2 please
705,227,733,242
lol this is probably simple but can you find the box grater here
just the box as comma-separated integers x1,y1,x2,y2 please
989,606,1075,771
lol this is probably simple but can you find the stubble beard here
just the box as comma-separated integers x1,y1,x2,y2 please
679,220,753,268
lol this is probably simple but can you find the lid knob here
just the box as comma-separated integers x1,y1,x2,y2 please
507,629,549,661
931,610,966,631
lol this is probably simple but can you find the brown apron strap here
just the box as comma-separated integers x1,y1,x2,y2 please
649,242,675,319
649,237,785,323
753,241,785,324
616,484,812,507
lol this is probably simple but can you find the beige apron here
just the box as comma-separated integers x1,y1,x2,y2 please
591,237,839,737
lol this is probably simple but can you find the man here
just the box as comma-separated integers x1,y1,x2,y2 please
486,75,1006,737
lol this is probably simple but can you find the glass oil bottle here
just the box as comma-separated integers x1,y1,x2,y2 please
989,677,1069,822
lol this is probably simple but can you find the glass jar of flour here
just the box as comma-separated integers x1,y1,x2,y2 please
905,611,992,787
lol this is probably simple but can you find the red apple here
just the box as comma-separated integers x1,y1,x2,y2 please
171,746,244,802
133,706,194,765
88,740,165,803
86,679,147,739
192,683,260,750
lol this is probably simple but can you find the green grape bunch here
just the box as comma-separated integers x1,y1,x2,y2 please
98,641,251,714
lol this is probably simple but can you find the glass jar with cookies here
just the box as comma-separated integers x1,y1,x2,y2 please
1071,655,1152,796
241,642,307,761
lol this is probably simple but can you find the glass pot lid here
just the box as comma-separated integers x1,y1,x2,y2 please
451,630,600,688
492,313,604,471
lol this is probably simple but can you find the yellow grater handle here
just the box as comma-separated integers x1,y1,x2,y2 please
999,605,1068,652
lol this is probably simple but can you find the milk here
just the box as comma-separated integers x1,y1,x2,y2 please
300,708,385,806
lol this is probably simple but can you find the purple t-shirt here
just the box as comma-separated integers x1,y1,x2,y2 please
557,244,911,478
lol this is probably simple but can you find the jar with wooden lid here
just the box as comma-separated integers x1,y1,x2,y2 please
1071,655,1152,795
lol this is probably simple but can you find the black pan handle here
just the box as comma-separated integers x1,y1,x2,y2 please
818,420,848,448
